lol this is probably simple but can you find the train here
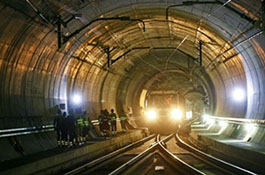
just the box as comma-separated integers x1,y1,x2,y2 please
142,91,188,134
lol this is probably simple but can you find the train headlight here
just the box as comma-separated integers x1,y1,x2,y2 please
146,110,157,121
171,108,182,120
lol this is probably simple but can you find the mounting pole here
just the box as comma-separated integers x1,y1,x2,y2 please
199,40,203,67
105,46,111,68
261,0,265,33
57,16,62,49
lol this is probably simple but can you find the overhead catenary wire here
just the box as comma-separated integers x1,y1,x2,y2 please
204,30,263,70
165,35,189,70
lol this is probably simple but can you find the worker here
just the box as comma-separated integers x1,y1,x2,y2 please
110,109,117,135
102,110,111,139
67,109,76,147
105,109,112,136
54,109,64,147
76,112,84,145
61,112,68,147
120,110,127,132
104,109,110,119
98,110,104,136
83,111,91,141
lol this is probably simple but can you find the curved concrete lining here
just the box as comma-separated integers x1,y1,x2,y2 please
0,0,265,161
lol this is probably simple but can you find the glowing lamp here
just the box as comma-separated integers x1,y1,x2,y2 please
233,88,245,102
72,94,82,105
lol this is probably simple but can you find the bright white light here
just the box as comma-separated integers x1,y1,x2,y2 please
244,124,254,132
207,118,215,125
186,111,192,120
202,114,215,126
219,121,228,128
72,94,82,104
146,110,157,120
202,114,209,122
171,108,182,120
217,121,228,134
247,86,254,96
233,88,245,102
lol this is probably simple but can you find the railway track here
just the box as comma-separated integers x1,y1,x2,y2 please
63,133,257,175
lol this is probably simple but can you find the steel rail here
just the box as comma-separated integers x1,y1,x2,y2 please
207,115,265,125
157,136,206,175
108,134,174,175
109,133,207,175
175,133,257,175
63,134,156,175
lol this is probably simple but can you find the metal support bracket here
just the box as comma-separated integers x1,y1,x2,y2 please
56,15,82,49
166,1,253,23
62,17,145,46
104,46,111,68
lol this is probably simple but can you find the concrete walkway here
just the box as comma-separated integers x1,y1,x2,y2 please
0,129,148,175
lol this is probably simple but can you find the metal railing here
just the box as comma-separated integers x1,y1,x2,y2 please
0,125,54,138
1,117,138,138
206,115,265,125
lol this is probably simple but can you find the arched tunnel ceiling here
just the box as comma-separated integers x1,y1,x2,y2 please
0,0,265,124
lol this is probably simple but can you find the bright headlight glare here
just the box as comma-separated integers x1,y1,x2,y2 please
171,108,182,120
146,110,157,120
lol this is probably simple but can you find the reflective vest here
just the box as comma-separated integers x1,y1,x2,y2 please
77,117,84,126
83,115,89,126
120,114,127,121
98,114,104,123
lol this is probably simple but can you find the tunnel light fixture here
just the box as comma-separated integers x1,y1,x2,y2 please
72,94,82,105
232,88,245,102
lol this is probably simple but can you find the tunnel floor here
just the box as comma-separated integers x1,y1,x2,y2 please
0,129,146,174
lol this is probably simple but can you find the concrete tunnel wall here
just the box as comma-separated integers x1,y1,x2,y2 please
1,0,265,160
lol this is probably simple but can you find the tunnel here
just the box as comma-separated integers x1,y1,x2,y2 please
1,0,265,174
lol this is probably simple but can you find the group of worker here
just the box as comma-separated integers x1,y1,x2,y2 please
98,109,127,138
53,109,91,147
54,107,130,146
